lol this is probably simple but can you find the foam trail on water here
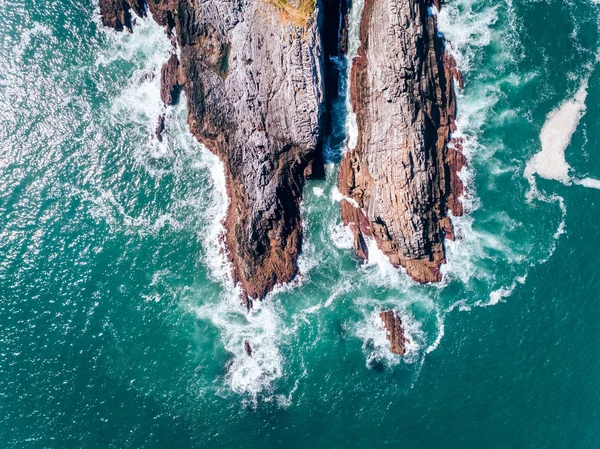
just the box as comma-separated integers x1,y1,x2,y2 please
575,178,600,189
525,79,589,185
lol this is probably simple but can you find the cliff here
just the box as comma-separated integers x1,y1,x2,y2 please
339,0,465,283
100,0,326,307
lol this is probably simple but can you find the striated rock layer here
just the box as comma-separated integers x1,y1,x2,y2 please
340,0,466,283
100,0,327,306
379,310,406,355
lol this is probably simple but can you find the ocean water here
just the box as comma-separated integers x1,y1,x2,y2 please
2,0,600,447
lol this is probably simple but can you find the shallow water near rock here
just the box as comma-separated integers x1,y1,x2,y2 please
2,0,600,447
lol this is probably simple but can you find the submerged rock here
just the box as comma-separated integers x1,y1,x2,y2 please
379,310,406,355
339,0,466,283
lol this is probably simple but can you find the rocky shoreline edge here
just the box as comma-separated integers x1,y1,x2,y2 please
99,0,465,353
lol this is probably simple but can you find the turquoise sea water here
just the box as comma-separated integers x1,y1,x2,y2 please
2,0,600,447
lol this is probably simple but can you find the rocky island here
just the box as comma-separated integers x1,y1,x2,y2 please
340,0,465,283
99,0,465,350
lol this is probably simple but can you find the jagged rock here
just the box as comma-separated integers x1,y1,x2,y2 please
99,0,145,32
244,340,252,357
154,114,165,142
339,0,465,283
101,0,327,303
160,53,182,106
379,310,406,355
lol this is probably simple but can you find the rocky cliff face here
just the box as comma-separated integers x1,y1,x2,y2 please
340,0,465,283
100,0,326,306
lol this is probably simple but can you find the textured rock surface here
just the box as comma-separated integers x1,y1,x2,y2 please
340,0,465,283
159,53,182,106
99,0,145,32
101,0,326,304
244,340,252,357
379,310,406,355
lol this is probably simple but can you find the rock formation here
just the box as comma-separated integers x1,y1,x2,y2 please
100,0,466,308
379,310,406,355
244,340,252,357
100,0,327,306
339,0,465,283
154,114,165,142
99,0,145,32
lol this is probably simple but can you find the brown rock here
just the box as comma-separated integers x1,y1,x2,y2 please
100,0,327,304
379,310,406,355
98,0,145,32
154,114,165,142
160,53,181,106
339,0,467,283
244,340,252,357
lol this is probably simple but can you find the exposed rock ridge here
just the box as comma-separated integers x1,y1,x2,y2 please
379,310,406,355
340,0,466,283
100,0,327,306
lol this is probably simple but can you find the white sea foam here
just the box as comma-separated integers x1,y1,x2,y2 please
200,152,232,285
437,0,499,71
312,186,325,197
14,23,53,58
97,13,173,133
189,294,286,401
328,222,354,249
525,77,600,191
481,274,528,307
359,237,412,290
354,305,424,368
575,177,600,189
425,310,445,354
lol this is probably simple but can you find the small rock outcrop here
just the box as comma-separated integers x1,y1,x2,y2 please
379,310,406,355
339,0,465,283
99,0,145,32
243,340,252,357
154,114,165,142
101,0,327,304
159,53,182,106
